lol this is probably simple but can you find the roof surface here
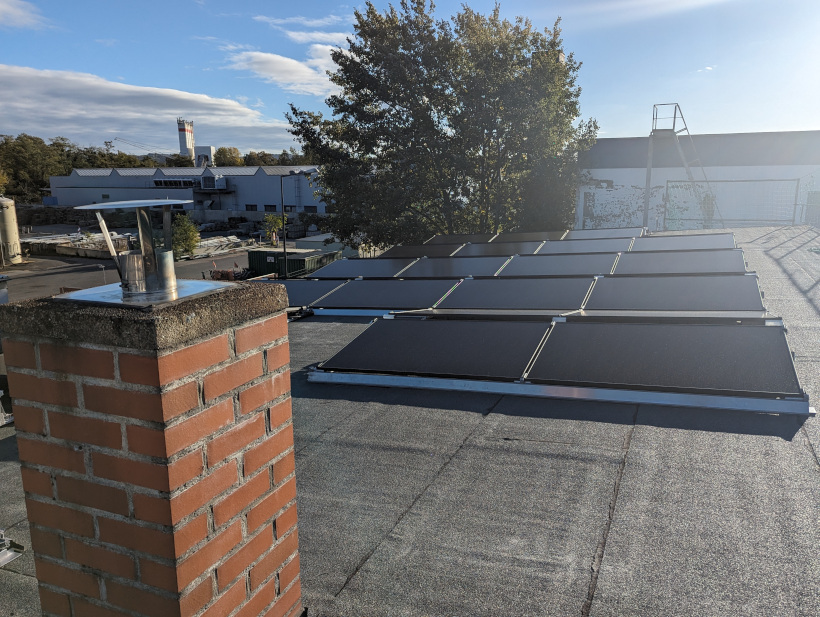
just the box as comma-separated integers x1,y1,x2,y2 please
2,226,819,616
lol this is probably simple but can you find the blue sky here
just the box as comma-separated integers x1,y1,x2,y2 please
1,0,818,155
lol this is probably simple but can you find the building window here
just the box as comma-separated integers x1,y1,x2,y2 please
284,205,296,212
264,205,277,212
245,204,258,212
303,205,318,213
102,194,110,199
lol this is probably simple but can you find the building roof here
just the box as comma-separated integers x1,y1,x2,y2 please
72,168,113,176
580,130,820,169
261,165,318,176
2,225,819,616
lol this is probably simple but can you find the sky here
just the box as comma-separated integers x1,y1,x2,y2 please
1,0,818,156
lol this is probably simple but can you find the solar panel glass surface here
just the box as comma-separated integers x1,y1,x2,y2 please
425,233,497,244
400,256,510,278
536,238,633,254
454,241,543,257
313,279,459,309
378,244,463,259
277,279,348,307
613,249,747,275
564,227,645,240
436,277,593,311
309,258,415,279
500,254,618,277
493,231,566,242
630,234,735,252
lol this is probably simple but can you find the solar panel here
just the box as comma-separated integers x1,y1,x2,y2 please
536,238,633,254
454,241,543,257
492,231,566,242
425,233,497,245
319,318,548,380
630,233,735,252
564,227,645,240
436,278,593,311
583,275,764,312
527,321,802,398
309,257,415,279
500,254,618,278
378,244,463,259
312,279,458,310
613,249,747,275
275,279,348,307
400,256,510,278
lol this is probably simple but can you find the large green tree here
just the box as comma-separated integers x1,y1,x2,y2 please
214,147,243,167
288,0,597,248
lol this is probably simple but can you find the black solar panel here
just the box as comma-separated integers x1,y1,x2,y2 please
400,256,510,278
454,241,543,257
436,278,593,311
320,318,548,380
310,257,415,279
584,275,764,312
536,238,633,254
379,244,463,259
613,249,747,275
313,279,458,310
564,227,645,240
630,234,735,252
500,254,618,277
426,233,497,245
493,231,566,242
276,279,348,307
528,321,802,397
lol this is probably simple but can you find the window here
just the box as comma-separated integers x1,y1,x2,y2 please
264,205,277,212
101,194,110,199
303,205,318,213
245,204,258,212
284,205,296,212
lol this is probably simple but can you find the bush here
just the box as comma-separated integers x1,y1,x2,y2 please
171,213,200,260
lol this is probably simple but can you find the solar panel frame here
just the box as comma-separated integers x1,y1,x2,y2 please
425,233,497,245
311,278,460,310
630,233,736,252
563,227,646,240
378,244,465,259
500,254,619,278
309,257,416,279
535,238,634,255
612,249,747,275
274,279,349,308
453,241,544,257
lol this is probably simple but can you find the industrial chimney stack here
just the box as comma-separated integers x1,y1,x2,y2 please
177,118,195,162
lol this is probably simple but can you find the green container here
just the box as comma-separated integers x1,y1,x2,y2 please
247,249,281,276
280,250,342,278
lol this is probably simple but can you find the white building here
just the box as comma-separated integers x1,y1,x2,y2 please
577,130,820,231
49,165,324,224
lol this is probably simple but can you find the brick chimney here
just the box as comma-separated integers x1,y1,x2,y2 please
0,283,302,617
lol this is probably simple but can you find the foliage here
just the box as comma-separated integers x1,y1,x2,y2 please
171,212,200,260
243,150,279,166
0,166,8,194
288,0,597,248
214,147,243,167
164,153,195,167
262,212,287,245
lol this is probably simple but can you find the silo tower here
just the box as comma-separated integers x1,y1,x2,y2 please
177,118,195,162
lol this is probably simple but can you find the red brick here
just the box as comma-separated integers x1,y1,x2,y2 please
106,580,180,616
166,399,233,457
235,314,287,356
126,424,165,458
64,538,136,579
268,398,292,430
170,460,238,525
20,466,52,497
249,530,298,591
203,353,263,402
247,477,296,532
177,521,242,590
40,343,114,379
139,557,179,593
8,372,77,408
273,451,295,485
17,437,85,473
266,342,290,374
25,499,94,538
275,504,298,540
83,382,198,423
12,405,46,435
168,449,205,491
239,372,290,415
98,518,174,560
56,476,129,516
202,580,246,617
173,513,209,558
70,598,132,617
213,469,270,528
278,554,300,597
157,335,230,384
34,557,100,598
133,493,172,526
118,353,160,387
30,526,62,558
38,588,71,616
48,411,122,449
3,339,36,369
245,425,293,477
180,576,213,616
207,413,265,467
269,579,301,617
92,452,169,491
234,575,276,617
216,524,273,591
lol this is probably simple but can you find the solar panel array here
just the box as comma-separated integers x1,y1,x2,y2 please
258,228,808,414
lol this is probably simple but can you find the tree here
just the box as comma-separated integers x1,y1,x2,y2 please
262,212,286,245
288,0,597,248
214,147,243,167
0,166,8,195
171,213,200,260
244,150,279,166
164,153,195,167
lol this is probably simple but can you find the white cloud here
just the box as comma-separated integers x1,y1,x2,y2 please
0,65,294,153
226,46,338,97
559,0,739,28
282,30,349,45
0,0,46,29
254,15,348,28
